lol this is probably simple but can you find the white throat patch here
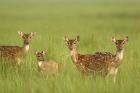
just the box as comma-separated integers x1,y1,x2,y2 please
116,50,124,60
38,61,43,67
25,45,29,52
70,50,78,62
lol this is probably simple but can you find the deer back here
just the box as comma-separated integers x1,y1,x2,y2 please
38,60,59,74
0,46,24,60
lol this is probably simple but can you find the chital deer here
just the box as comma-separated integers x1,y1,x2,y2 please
0,32,36,65
35,51,59,74
64,36,128,82
105,36,128,82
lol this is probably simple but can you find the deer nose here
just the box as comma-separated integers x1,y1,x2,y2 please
69,46,73,50
119,45,122,47
37,55,41,57
24,41,29,44
117,45,123,49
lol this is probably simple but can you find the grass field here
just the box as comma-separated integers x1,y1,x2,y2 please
0,0,140,93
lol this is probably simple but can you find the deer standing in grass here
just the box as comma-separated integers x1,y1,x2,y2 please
0,32,36,65
64,36,128,82
35,51,59,74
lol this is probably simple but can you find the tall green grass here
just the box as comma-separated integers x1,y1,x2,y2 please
0,0,140,93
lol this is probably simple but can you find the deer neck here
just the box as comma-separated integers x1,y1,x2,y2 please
37,58,45,62
70,48,78,63
37,59,45,67
115,49,124,61
22,43,30,53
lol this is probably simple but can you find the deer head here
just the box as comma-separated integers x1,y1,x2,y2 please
18,32,36,45
35,51,46,61
112,36,128,50
64,36,80,50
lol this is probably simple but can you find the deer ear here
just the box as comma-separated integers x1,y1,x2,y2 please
42,51,46,55
64,36,69,42
35,51,38,55
76,35,80,42
18,31,24,38
124,36,128,43
30,32,36,37
112,37,116,43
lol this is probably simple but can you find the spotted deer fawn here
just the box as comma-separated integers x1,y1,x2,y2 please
35,51,59,74
64,36,128,82
0,32,36,65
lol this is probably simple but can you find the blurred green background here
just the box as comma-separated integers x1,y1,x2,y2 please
0,0,140,93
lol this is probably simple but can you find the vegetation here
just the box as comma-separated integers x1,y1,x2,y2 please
0,0,140,93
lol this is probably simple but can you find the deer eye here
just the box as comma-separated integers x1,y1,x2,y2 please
74,41,77,44
29,36,32,39
22,36,26,39
122,42,125,44
73,42,75,44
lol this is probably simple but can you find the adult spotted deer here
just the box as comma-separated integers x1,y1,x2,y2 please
35,51,59,74
106,36,128,82
0,32,36,65
64,36,128,82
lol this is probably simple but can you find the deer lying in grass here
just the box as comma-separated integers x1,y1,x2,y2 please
64,36,128,82
35,51,59,74
0,32,36,65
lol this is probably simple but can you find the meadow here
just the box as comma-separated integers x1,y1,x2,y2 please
0,0,140,93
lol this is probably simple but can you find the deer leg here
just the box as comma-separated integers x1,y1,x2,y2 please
81,67,88,79
107,67,118,83
77,64,88,79
113,68,118,83
16,58,21,65
105,68,111,79
81,71,88,79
